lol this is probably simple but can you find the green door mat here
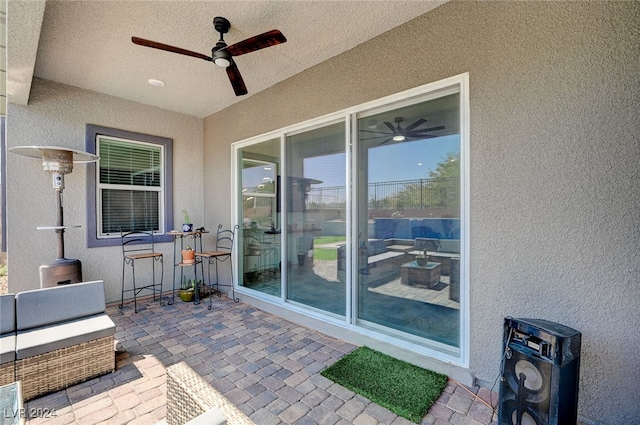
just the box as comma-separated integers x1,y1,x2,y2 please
321,346,448,423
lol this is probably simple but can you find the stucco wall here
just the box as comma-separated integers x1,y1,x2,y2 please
202,2,640,424
7,78,204,303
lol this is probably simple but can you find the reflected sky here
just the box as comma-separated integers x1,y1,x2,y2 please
303,135,459,187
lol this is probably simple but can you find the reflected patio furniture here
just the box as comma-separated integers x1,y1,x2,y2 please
242,228,280,281
336,239,406,282
401,260,441,288
449,257,460,302
120,229,164,313
408,237,460,275
195,224,239,309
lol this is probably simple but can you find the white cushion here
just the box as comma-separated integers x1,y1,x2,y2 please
185,408,227,425
0,333,15,364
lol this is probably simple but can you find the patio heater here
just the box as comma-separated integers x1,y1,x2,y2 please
10,146,99,288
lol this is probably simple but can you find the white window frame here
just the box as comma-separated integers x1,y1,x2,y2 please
96,135,165,239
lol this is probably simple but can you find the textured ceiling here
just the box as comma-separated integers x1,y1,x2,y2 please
7,0,446,118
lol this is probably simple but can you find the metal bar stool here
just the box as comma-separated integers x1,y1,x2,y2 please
120,229,164,313
195,224,239,310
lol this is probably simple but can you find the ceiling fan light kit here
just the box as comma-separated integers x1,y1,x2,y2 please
212,49,232,68
132,16,286,96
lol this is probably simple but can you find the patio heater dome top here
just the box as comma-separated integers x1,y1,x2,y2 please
10,146,99,174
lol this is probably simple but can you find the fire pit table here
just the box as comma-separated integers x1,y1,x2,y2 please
401,260,441,288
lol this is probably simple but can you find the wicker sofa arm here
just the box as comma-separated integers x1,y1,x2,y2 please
166,362,254,425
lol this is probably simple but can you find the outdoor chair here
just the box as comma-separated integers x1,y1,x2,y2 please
120,229,164,313
195,224,239,309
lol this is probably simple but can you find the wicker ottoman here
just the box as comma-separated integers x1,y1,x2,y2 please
166,362,254,425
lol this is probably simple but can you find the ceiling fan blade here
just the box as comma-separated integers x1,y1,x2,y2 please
379,137,394,145
226,63,248,96
359,129,393,135
410,125,446,133
403,119,427,132
383,122,396,133
226,30,287,57
132,37,212,61
359,135,391,141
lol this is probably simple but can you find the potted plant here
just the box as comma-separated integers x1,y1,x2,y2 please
181,246,195,264
415,249,429,266
178,277,195,302
181,209,193,232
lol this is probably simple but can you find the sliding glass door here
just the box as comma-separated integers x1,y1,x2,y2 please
233,75,467,361
285,121,347,317
237,138,281,297
355,91,462,353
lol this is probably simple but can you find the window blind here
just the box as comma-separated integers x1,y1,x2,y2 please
98,138,163,234
99,139,161,187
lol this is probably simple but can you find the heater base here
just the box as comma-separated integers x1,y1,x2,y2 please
40,259,83,288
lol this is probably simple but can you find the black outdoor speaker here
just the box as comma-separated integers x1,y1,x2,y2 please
498,317,581,425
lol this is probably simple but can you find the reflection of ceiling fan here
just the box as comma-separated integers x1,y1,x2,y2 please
360,117,445,145
132,16,286,96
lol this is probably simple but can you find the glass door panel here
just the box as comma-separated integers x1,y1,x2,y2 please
285,122,346,317
238,138,281,297
356,93,462,352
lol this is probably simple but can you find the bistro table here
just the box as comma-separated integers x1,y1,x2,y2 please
167,229,208,305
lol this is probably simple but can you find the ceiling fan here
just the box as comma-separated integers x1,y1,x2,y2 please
132,17,286,96
360,117,445,145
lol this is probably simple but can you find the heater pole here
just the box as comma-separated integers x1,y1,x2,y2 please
55,187,65,259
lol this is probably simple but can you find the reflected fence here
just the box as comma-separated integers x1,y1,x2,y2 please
307,177,459,210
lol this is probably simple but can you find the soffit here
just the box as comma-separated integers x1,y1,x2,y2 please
8,0,447,118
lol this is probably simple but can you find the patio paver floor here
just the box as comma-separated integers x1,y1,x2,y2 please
24,295,498,425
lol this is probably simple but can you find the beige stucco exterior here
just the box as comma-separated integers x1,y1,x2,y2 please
7,78,204,302
6,2,639,424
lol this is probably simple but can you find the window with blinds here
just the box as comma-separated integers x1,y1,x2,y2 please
97,136,164,236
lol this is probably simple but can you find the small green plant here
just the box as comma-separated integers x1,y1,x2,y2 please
181,277,198,291
180,276,189,290
181,209,192,224
0,265,7,277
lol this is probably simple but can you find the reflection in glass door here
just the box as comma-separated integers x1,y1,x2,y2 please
233,77,467,360
237,138,281,297
356,92,462,353
285,122,346,317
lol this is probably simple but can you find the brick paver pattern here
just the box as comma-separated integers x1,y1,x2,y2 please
24,296,498,425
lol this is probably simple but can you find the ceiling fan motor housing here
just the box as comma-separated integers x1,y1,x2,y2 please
212,17,232,67
212,41,231,67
